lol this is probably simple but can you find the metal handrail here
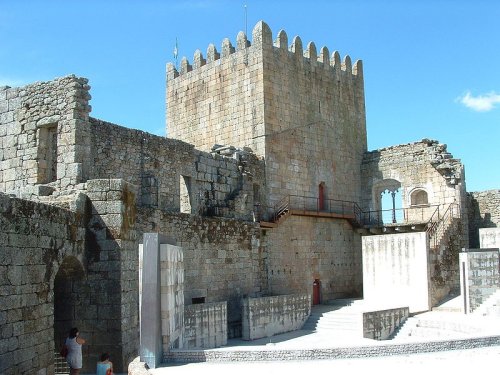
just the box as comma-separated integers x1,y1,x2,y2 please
267,194,362,225
362,204,441,227
261,195,460,232
426,203,460,248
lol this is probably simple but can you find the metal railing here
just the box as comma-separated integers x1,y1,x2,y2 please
257,195,460,237
426,203,460,249
362,204,439,227
259,194,362,225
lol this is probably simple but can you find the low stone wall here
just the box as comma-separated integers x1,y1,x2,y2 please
183,302,227,349
479,228,500,249
241,294,311,340
363,307,409,340
459,249,500,313
165,336,500,363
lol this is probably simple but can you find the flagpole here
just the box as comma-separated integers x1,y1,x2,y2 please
174,37,179,70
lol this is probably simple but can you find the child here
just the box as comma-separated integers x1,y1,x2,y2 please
96,352,113,375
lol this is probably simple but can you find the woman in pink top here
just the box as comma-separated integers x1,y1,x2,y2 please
64,327,86,375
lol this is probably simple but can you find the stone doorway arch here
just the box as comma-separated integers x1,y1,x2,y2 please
53,256,86,370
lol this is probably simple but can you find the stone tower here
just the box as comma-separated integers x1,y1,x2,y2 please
167,20,367,207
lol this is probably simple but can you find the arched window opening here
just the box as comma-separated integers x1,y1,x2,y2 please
372,179,403,225
381,188,403,223
410,189,429,206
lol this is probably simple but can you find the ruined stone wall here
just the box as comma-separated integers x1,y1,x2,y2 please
166,21,366,208
137,208,264,338
90,118,263,220
361,140,465,213
361,140,467,306
263,216,363,301
0,193,86,375
467,190,500,248
0,76,91,196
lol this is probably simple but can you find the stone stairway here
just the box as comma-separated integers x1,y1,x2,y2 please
390,310,500,341
472,289,500,317
302,300,363,338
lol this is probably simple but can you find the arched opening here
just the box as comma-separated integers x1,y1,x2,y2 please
53,256,86,373
180,175,192,213
381,189,403,223
410,189,429,206
37,123,58,183
373,179,402,224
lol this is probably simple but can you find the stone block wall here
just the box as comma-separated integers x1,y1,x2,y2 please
363,307,409,340
167,25,266,156
468,190,500,248
166,21,366,208
261,25,366,207
0,193,86,375
89,118,263,220
137,208,264,338
361,140,468,302
459,249,500,313
362,232,430,313
361,140,466,216
183,302,227,349
85,179,138,372
241,294,310,340
0,76,91,196
263,216,362,301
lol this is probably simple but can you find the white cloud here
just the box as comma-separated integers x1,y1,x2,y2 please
459,91,500,112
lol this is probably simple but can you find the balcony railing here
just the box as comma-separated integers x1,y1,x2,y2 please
257,194,459,231
257,195,362,226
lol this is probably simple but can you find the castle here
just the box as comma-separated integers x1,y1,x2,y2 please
1,21,499,374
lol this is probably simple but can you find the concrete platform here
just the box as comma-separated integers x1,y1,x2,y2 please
146,298,500,374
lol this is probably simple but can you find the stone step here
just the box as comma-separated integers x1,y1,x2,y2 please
303,301,363,335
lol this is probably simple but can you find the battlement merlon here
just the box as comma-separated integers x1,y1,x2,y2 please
166,20,363,81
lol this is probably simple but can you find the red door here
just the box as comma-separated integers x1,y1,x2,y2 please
313,279,320,305
318,183,325,211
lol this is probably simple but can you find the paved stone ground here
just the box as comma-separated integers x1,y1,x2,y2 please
152,346,500,375
150,298,500,375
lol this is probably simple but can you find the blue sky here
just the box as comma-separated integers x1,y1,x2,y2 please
1,0,499,192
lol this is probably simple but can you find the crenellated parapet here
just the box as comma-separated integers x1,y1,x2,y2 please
167,20,362,80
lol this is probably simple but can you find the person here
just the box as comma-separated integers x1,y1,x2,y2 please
64,327,86,375
96,352,114,375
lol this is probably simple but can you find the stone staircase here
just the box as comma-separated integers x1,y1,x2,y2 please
302,299,363,338
473,289,500,317
389,314,472,341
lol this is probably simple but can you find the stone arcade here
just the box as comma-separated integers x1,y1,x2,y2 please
1,21,499,374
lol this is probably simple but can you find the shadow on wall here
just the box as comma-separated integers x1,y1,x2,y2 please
468,195,496,248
